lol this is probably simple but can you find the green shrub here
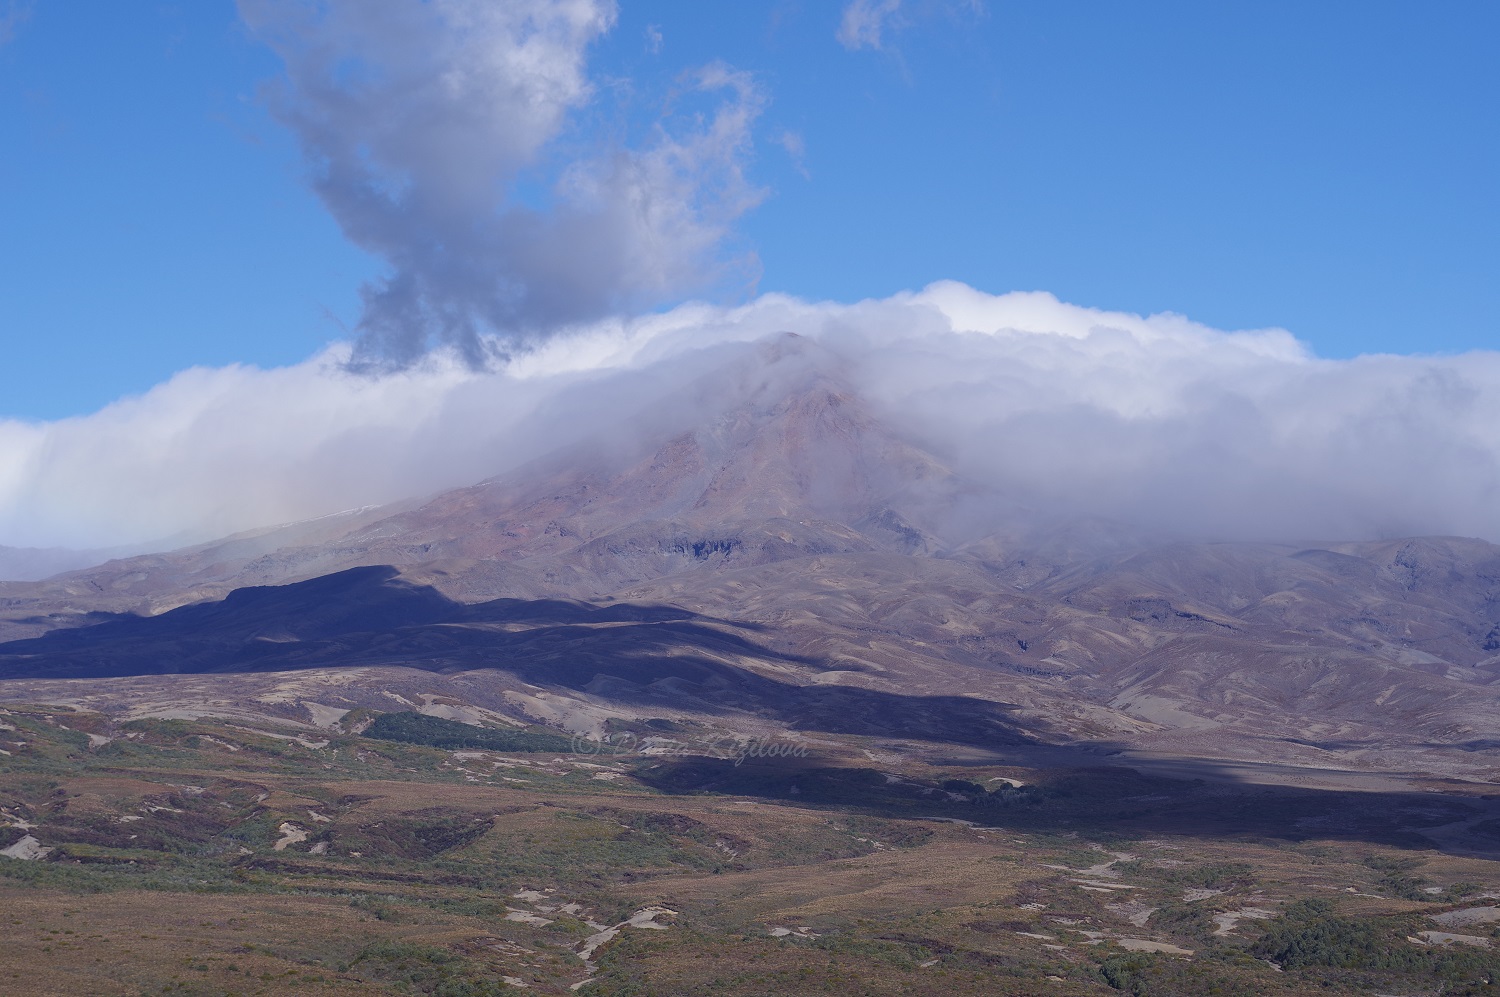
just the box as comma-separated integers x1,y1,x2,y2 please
364,712,573,753
1250,899,1406,970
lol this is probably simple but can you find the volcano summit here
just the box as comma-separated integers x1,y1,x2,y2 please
3,331,1499,785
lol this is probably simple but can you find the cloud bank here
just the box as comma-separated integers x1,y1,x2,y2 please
2,284,1498,552
239,0,765,367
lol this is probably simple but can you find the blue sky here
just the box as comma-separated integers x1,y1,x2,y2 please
1,1,1496,421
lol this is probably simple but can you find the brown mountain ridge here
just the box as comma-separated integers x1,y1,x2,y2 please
2,334,1499,782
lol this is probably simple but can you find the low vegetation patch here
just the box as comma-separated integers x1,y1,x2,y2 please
364,711,575,753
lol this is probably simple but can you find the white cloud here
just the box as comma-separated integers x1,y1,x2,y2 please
837,0,985,54
776,129,809,178
238,0,764,367
837,0,902,51
3,284,1500,551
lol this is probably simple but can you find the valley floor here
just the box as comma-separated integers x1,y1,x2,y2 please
3,703,1500,995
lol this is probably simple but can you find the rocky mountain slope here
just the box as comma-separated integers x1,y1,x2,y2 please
2,333,1499,777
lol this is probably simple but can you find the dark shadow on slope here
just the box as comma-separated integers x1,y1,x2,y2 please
630,750,1500,860
0,565,1035,749
0,566,729,675
1,566,456,653
11,566,1499,858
